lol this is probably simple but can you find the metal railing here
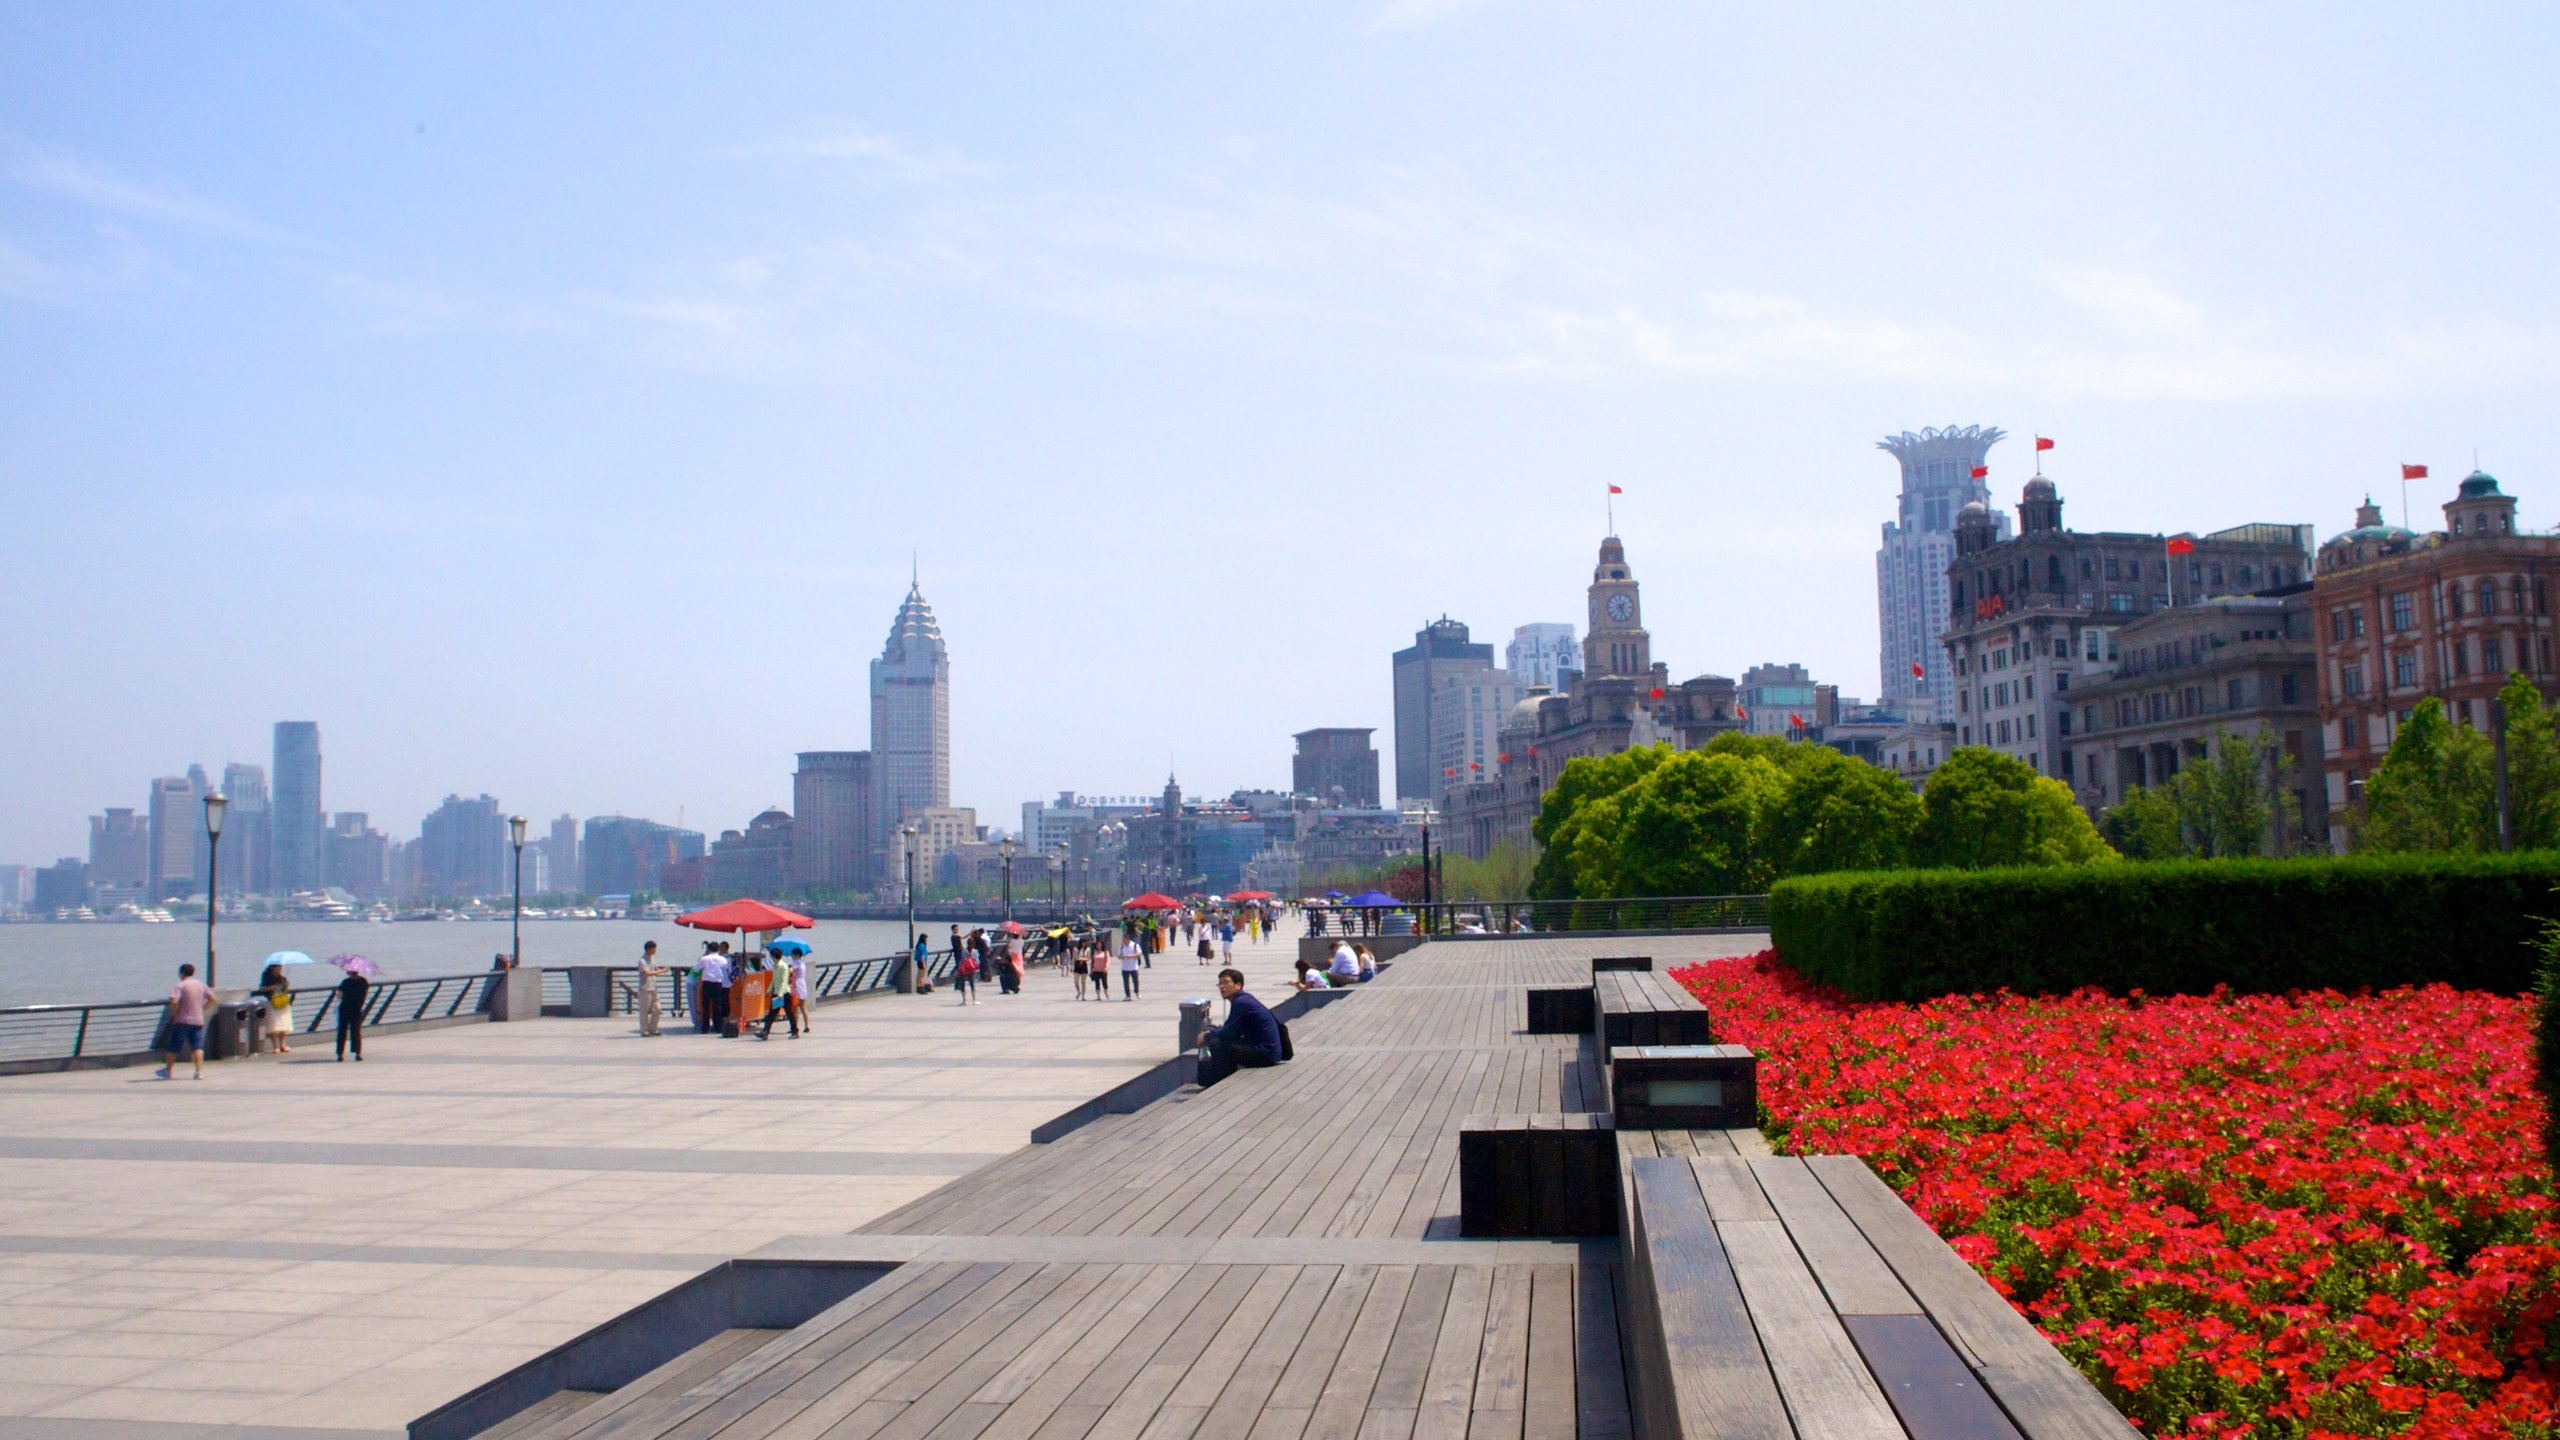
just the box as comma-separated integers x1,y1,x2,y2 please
296,972,498,1033
544,949,969,1017
0,970,502,1069
1294,895,1771,937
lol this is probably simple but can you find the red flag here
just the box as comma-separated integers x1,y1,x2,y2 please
2402,464,2428,480
1608,484,1624,494
1734,704,1748,722
1648,686,1665,699
1469,761,1481,770
1526,745,1538,756
1498,753,1511,763
1911,661,1925,679
1789,712,1806,729
2166,536,2196,555
1969,465,1988,479
2035,436,2055,452
1443,767,1455,778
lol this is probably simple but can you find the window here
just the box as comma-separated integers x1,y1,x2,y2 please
2027,713,2038,739
2342,662,2365,696
2512,577,2525,613
2059,710,2072,735
2210,563,2225,588
2227,678,2245,708
1997,720,2012,743
1993,650,2010,671
2484,636,2504,673
2060,751,2074,779
2024,674,2035,700
2351,607,2366,638
2055,671,2069,693
2109,593,2134,612
2390,593,2414,631
2537,579,2548,615
2480,579,2500,615
2330,609,2347,642
2392,652,2418,687
2342,714,2359,749
2453,641,2469,677
2449,585,2465,618
2105,557,2121,580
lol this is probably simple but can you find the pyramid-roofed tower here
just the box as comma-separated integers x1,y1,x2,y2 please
869,581,951,878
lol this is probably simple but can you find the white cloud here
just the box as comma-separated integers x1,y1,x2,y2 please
1369,0,1495,33
2,137,293,244
734,125,987,183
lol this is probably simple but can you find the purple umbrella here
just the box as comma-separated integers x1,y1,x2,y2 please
328,954,381,979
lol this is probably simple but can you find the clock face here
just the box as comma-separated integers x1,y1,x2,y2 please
1606,593,1635,624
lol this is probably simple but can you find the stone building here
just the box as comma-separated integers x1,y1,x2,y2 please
1942,473,2313,783
2310,475,2560,850
1877,426,2007,718
710,808,795,896
1291,728,1380,808
2063,591,2326,847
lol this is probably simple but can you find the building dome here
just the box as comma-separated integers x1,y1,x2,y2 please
1957,499,1990,521
2021,476,2057,499
2324,495,2416,549
2458,469,2504,499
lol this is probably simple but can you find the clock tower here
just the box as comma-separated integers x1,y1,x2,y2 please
1584,535,1651,679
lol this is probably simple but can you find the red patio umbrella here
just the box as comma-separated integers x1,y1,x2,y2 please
675,898,815,932
1227,890,1276,902
1121,892,1181,910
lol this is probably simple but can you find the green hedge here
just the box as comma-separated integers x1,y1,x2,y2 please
1769,853,2560,1002
2538,932,2560,1176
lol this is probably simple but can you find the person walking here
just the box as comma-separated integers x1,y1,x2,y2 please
256,961,296,1055
1218,918,1235,964
335,963,369,1059
786,948,812,1034
1117,934,1143,1001
636,941,665,1037
953,940,981,1005
157,962,212,1080
1071,940,1091,1000
758,952,802,1039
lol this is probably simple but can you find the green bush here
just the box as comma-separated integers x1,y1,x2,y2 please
1769,852,2559,1001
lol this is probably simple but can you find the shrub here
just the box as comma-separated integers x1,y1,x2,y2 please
1769,852,2558,1000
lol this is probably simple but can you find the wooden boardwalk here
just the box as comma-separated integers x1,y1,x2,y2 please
476,936,2130,1440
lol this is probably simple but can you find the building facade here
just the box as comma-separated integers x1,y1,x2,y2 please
2064,591,2327,847
327,813,391,898
1941,475,2314,782
870,585,951,882
1391,618,1495,805
147,775,196,900
580,816,705,897
87,807,148,903
418,794,507,899
271,721,324,895
1737,663,1820,735
790,751,872,893
220,763,270,897
1506,623,1580,691
1429,668,1521,802
2310,476,2560,850
1878,426,2007,717
711,809,796,896
1290,728,1380,808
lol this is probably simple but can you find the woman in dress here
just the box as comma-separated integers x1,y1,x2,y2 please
257,962,295,1055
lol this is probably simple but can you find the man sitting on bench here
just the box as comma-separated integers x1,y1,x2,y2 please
1196,967,1282,1088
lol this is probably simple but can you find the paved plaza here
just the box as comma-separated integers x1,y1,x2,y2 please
0,928,1312,1439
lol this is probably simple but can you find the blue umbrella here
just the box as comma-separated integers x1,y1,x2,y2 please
263,950,319,968
1348,890,1400,907
1323,890,1348,899
767,938,811,957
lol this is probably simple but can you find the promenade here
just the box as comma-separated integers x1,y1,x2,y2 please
0,931,1312,1439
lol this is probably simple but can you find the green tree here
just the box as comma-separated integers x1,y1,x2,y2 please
2100,785,2184,859
1610,750,1791,895
1914,747,2118,869
2359,697,2497,853
1528,745,1672,898
1759,740,1923,875
2167,726,2298,857
2499,673,2560,850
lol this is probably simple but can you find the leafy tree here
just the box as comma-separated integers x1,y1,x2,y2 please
1612,750,1791,895
1528,745,1671,898
1914,747,2118,869
2359,697,2497,853
2500,673,2560,850
1760,740,1924,875
2172,726,2298,857
2100,785,2184,860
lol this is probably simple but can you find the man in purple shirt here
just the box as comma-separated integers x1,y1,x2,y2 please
1196,968,1283,1089
158,962,212,1080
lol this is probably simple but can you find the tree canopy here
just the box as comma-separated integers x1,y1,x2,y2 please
1909,747,2118,869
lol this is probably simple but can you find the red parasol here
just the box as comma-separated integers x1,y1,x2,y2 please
1227,890,1276,902
1121,892,1181,910
999,920,1026,935
675,898,815,932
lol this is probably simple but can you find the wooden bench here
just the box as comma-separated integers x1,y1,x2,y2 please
1620,1151,2135,1440
1593,954,1654,972
1611,1044,1758,1130
1525,985,1596,1034
1457,1112,1618,1237
1596,968,1716,1060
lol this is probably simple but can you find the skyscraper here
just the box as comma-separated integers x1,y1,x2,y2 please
147,775,196,900
1291,728,1380,808
1506,623,1580,691
1876,426,2006,717
271,721,324,895
792,751,872,893
222,763,270,897
87,808,148,897
869,583,951,877
418,794,506,898
546,814,580,894
1391,618,1494,805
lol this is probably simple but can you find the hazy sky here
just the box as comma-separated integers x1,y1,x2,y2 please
7,2,2559,862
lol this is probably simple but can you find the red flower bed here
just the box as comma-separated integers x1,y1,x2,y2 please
1672,951,2559,1439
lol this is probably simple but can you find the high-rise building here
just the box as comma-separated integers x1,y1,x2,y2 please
1391,618,1494,804
581,816,705,897
221,763,270,897
0,863,35,911
711,809,796,896
1737,663,1821,735
271,721,324,894
326,812,391,898
418,794,506,899
87,808,148,897
1878,427,2008,718
1506,623,1580,691
870,584,952,880
147,775,197,900
545,814,579,895
1429,668,1521,804
791,751,872,894
1291,728,1380,808
35,859,87,912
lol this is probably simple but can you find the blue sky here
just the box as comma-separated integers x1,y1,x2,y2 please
6,2,2558,861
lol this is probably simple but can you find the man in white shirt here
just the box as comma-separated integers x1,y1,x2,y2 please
1329,939,1360,985
700,944,734,1034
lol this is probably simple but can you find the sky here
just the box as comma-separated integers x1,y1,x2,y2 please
6,1,2560,862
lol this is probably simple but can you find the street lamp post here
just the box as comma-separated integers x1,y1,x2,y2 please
203,793,227,988
508,815,528,967
1420,821,1433,933
900,823,920,994
1054,842,1067,915
1000,836,1016,923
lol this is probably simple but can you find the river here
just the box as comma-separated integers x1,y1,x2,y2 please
0,917,1003,1008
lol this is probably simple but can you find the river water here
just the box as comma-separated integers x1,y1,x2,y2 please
0,917,999,1008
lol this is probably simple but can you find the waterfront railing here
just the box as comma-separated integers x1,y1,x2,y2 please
537,948,963,1016
1302,894,1770,936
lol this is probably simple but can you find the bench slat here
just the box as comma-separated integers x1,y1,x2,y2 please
1748,1156,1920,1318
1718,1218,1907,1440
1623,1157,1792,1440
1843,1315,2024,1440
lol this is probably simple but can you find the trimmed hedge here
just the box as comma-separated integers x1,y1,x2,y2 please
2539,932,2560,1175
1768,852,2560,1002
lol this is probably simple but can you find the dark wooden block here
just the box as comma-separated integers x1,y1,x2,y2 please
1457,1113,1618,1237
1526,986,1595,1034
1458,1118,1500,1238
1843,1314,2025,1440
1592,955,1653,972
1611,1045,1758,1130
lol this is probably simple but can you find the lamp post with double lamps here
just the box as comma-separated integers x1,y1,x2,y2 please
202,793,227,987
1000,836,1016,923
508,815,528,967
900,823,920,994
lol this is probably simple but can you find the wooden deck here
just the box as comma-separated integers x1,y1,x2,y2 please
482,937,2130,1440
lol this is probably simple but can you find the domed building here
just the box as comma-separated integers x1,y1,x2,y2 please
2310,469,2560,851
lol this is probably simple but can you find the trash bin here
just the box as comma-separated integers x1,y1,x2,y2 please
1382,910,1415,936
1178,998,1214,1055
207,998,264,1060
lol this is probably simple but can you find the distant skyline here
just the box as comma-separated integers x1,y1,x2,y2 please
8,3,2560,859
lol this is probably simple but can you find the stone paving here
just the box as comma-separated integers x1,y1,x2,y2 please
0,926,1315,1438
